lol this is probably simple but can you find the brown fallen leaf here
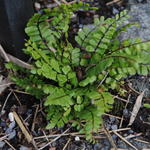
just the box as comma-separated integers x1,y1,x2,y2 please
128,90,145,126
0,44,32,69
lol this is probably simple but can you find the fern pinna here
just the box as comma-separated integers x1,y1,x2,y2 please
6,2,150,141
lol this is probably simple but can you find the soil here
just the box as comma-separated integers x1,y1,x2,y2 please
0,0,150,150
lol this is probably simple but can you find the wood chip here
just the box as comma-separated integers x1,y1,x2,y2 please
128,90,145,126
13,111,33,143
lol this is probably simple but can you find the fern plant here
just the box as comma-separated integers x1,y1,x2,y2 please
6,2,150,141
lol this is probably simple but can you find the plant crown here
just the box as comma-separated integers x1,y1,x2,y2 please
6,2,150,141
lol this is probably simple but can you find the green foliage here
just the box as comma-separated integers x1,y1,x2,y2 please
144,103,150,109
7,2,150,141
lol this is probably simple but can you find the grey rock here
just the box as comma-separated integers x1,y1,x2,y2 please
117,140,128,149
109,117,116,122
123,108,129,117
20,146,30,150
8,130,16,140
101,146,110,150
0,121,6,127
103,139,111,147
105,123,111,130
0,141,5,148
113,7,119,15
93,143,102,150
112,134,117,140
128,129,134,134
111,125,118,130
5,127,12,134
9,121,16,129
121,0,150,40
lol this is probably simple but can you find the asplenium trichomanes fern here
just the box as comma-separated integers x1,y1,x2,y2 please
6,2,150,141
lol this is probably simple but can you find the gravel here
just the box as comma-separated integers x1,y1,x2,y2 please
121,0,150,40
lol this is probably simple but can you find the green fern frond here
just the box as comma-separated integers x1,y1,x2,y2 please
7,2,150,141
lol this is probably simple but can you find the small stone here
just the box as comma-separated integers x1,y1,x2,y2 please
9,121,16,129
112,7,119,15
8,112,14,122
0,141,5,148
94,143,102,150
5,127,12,134
8,130,16,140
34,2,41,10
128,129,134,134
109,117,116,122
71,14,77,18
111,125,118,130
20,146,30,150
0,121,6,127
112,134,117,140
75,136,80,141
105,123,111,130
123,108,129,117
101,146,110,150
103,139,111,147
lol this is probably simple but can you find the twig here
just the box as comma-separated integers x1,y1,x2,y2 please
31,105,39,131
106,0,121,6
103,124,117,150
104,113,122,120
4,140,16,150
7,54,33,69
0,82,13,88
62,138,71,150
34,128,130,140
134,138,150,144
42,130,50,142
1,91,12,114
10,89,30,95
11,89,22,106
112,130,138,150
113,95,129,103
60,0,68,4
24,114,32,122
38,128,70,150
0,44,32,69
97,72,109,88
68,0,86,4
34,132,81,140
0,44,10,62
125,133,142,140
13,112,38,149
13,112,33,143
119,94,131,128
108,128,131,133
0,134,10,142
53,0,61,5
128,82,140,95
